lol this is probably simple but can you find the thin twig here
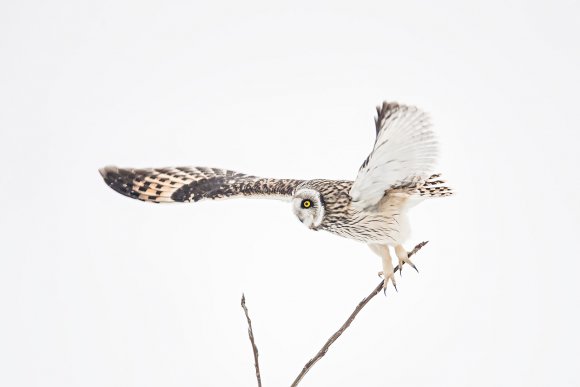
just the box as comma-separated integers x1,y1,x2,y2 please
241,293,262,387
290,241,429,387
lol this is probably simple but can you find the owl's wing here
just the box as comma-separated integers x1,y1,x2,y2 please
99,166,304,203
349,102,438,210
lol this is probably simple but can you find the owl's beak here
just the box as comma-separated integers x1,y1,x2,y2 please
302,215,316,230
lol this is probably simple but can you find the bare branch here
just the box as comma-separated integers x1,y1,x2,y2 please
241,293,262,387
290,241,429,387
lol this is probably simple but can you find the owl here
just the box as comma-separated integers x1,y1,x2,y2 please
100,102,452,289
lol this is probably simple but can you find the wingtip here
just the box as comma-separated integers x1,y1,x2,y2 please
99,165,117,179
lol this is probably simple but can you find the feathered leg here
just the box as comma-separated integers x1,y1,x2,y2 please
368,244,396,291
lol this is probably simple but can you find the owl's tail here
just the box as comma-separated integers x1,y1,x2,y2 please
416,173,453,198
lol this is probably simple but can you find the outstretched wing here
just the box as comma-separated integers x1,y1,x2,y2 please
349,102,438,210
99,166,304,203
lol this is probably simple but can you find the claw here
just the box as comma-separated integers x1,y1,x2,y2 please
382,280,397,295
381,271,396,291
399,258,419,275
395,245,419,276
370,244,400,295
410,262,419,273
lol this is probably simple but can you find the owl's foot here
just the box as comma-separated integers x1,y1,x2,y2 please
378,270,397,292
395,244,418,276
379,249,397,292
368,243,398,293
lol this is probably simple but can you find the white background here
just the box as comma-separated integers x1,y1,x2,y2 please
1,1,579,386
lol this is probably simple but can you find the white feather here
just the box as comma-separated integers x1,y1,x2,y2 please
349,102,438,210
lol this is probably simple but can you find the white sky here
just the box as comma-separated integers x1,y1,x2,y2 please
1,1,579,386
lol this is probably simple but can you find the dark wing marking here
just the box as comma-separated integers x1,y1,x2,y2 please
99,166,305,203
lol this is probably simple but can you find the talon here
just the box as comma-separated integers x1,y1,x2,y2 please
381,271,396,290
395,245,419,276
410,262,419,273
369,244,399,295
402,258,419,273
382,279,397,295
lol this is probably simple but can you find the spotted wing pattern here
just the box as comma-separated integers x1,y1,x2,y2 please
99,166,304,203
349,102,438,210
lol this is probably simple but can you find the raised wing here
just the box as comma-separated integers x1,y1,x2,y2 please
99,166,304,203
349,102,438,210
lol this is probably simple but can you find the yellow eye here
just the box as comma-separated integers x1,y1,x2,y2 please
301,199,311,208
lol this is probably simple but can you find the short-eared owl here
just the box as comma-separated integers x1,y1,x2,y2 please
100,102,452,289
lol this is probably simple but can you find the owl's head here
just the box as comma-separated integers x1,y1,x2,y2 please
292,187,325,230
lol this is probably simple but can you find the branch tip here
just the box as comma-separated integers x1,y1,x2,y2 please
240,293,262,387
290,241,428,386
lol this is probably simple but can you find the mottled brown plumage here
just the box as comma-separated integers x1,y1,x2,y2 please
99,166,304,203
